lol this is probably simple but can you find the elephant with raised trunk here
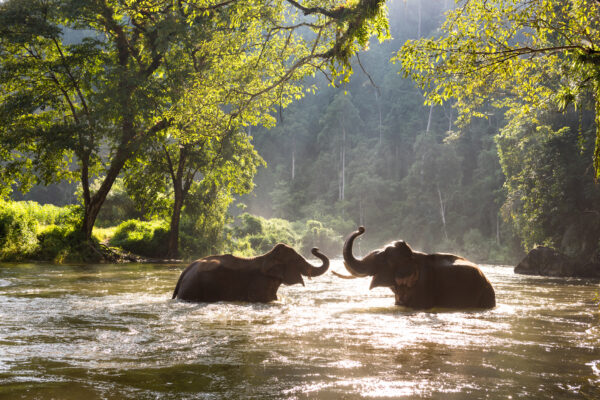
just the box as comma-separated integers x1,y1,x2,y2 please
340,227,496,309
172,244,329,302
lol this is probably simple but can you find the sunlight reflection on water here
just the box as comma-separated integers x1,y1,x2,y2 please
0,261,598,399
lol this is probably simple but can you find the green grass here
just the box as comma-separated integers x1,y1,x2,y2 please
93,226,118,244
109,219,169,259
0,200,343,262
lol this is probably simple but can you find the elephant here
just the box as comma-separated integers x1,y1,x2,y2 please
339,227,496,309
172,244,329,302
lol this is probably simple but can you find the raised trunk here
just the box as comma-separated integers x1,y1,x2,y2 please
342,226,373,277
303,248,330,277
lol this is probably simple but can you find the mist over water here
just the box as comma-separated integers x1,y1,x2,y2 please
0,261,598,399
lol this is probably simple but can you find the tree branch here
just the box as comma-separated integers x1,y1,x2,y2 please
285,0,346,19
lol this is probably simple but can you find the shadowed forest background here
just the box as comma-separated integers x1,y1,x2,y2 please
2,0,600,265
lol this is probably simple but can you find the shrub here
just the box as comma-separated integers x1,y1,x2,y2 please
0,200,83,262
227,214,341,258
33,225,94,263
227,214,298,256
0,201,39,260
178,191,231,259
262,218,297,245
233,213,263,237
109,219,169,258
462,228,490,262
298,220,341,257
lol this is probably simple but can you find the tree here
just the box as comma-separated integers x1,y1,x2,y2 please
0,0,389,245
399,0,600,177
317,91,365,203
124,124,263,258
497,112,600,261
398,132,462,248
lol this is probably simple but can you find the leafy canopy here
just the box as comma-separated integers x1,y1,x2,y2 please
398,0,600,177
0,0,389,239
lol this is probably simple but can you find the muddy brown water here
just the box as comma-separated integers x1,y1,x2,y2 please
0,261,598,399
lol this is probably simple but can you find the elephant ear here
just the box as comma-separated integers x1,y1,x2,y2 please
264,263,305,286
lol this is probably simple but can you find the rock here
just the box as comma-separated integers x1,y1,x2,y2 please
515,246,600,278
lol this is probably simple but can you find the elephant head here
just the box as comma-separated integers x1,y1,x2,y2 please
343,226,417,289
262,244,329,286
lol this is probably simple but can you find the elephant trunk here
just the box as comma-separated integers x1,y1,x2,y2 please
343,226,373,277
303,248,329,277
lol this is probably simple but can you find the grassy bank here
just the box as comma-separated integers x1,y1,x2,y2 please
0,201,342,263
0,200,515,264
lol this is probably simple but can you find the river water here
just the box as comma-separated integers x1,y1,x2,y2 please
0,261,598,399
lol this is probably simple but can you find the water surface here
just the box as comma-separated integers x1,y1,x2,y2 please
0,261,598,399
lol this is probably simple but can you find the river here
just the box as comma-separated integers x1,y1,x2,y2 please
0,261,598,399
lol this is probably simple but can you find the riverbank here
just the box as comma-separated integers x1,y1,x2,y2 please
1,199,519,264
0,200,343,263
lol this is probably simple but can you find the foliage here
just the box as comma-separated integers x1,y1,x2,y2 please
33,225,94,264
0,200,84,262
399,0,600,177
227,213,340,257
178,185,233,258
0,201,40,259
233,213,264,238
92,179,142,228
123,125,264,257
298,220,342,257
109,219,169,259
0,0,390,243
497,112,600,261
241,1,522,263
230,213,297,255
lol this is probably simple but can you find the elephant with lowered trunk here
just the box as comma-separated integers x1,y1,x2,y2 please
172,244,329,302
340,227,496,309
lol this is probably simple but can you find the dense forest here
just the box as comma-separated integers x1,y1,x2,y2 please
244,1,518,262
2,0,600,265
241,0,600,264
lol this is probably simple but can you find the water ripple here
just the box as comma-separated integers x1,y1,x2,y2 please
0,262,598,399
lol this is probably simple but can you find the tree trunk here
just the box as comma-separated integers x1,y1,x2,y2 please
291,133,296,180
339,123,346,202
437,183,448,241
81,143,133,241
417,0,422,38
375,90,382,145
167,186,184,259
359,197,364,226
166,147,189,259
443,104,453,132
496,212,501,245
426,103,434,133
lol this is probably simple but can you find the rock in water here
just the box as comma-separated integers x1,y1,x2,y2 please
515,246,600,278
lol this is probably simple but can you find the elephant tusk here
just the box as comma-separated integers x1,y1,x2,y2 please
332,270,359,279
